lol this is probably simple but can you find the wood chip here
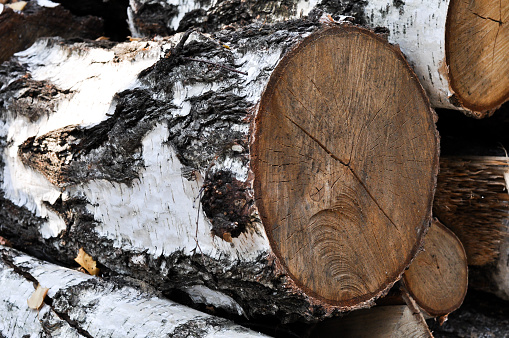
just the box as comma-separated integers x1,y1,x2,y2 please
75,247,100,276
27,284,49,310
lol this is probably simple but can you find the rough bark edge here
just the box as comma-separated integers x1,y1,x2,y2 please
444,2,509,115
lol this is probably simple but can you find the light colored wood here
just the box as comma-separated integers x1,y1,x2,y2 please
252,26,439,307
403,219,468,317
446,0,509,112
310,305,433,337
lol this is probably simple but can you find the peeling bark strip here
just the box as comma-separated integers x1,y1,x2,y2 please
128,0,509,116
0,247,269,337
0,20,437,321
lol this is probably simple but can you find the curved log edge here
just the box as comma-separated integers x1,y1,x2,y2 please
0,1,103,63
251,26,438,307
0,246,269,337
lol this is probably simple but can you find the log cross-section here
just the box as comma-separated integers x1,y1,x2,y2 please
446,0,509,112
252,26,439,307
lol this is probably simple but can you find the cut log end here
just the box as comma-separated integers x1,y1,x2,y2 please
403,219,468,317
252,26,439,308
446,0,509,114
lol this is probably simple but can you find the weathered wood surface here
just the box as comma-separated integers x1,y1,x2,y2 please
0,246,269,337
0,1,103,63
127,0,509,116
0,20,438,321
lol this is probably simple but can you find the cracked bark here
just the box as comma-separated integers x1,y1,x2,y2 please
0,20,438,323
0,247,268,337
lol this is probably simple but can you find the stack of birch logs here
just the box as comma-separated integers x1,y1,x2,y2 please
0,0,507,336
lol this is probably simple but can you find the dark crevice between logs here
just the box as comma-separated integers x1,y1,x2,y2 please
436,102,509,157
52,0,130,41
1,250,94,338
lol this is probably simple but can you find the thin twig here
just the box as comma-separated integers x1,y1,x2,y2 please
184,57,248,75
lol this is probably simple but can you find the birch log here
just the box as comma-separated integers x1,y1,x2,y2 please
0,246,269,337
310,305,433,337
128,0,509,117
0,21,438,321
434,155,509,301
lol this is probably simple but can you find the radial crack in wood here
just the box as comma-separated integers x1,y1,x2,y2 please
252,26,439,307
0,21,438,321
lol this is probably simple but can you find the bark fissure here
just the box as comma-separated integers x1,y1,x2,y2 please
1,251,94,338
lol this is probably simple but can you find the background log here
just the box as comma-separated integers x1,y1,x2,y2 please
0,246,269,337
0,20,438,322
310,305,432,337
402,219,468,318
433,108,509,301
127,0,509,116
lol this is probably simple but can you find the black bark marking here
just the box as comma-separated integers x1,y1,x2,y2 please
202,171,252,240
18,89,174,187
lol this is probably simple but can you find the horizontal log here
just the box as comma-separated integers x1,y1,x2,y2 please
0,246,269,337
127,0,509,116
310,304,432,337
0,20,438,321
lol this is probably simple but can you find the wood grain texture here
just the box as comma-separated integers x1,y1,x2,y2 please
446,0,509,112
403,219,468,317
252,26,439,307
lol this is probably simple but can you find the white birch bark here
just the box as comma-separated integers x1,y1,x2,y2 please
126,0,485,115
0,246,269,337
